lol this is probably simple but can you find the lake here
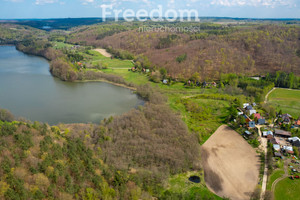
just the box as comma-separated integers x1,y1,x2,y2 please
0,46,143,125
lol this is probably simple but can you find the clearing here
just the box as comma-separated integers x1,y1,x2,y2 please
201,125,260,200
268,88,300,118
94,48,112,58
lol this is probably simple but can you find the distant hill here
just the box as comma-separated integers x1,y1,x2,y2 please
68,23,300,80
1,17,299,30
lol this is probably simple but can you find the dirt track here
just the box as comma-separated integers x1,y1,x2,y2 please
201,125,260,200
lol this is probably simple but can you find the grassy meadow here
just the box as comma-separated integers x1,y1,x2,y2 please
268,88,300,118
266,169,285,190
274,177,300,200
163,171,223,199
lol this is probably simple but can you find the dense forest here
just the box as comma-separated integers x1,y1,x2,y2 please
67,23,300,80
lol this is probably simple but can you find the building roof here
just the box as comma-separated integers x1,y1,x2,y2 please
295,120,300,126
249,121,256,128
246,105,253,110
270,138,278,144
288,137,300,142
243,103,250,108
245,131,252,135
282,113,292,118
258,118,266,125
275,129,292,137
263,131,268,137
283,146,293,151
254,113,261,119
274,152,282,157
273,144,281,151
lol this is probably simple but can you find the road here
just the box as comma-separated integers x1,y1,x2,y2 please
257,125,269,200
271,160,289,192
264,88,276,104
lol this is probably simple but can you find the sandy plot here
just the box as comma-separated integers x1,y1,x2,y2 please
201,125,260,200
94,48,112,58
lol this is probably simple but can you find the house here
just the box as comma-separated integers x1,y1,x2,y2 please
294,120,300,127
246,105,253,110
258,118,266,125
275,129,292,137
282,146,294,154
263,131,273,137
248,121,256,128
262,131,268,137
273,144,281,151
249,109,257,116
243,103,250,109
162,79,168,84
254,113,261,119
252,102,257,107
282,113,292,124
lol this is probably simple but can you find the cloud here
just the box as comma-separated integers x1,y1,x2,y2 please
82,0,94,5
210,0,296,7
35,0,58,5
5,0,24,2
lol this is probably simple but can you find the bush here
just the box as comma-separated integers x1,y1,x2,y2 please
0,109,14,122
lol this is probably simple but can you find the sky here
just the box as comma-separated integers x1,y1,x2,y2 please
0,0,300,19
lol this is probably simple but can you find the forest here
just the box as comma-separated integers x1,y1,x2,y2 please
67,23,300,81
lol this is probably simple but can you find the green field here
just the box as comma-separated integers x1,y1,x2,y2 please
168,94,231,144
163,171,223,199
274,177,300,200
266,169,285,190
88,50,134,69
268,88,300,118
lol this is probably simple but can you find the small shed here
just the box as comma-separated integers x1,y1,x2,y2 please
274,152,282,157
162,79,168,84
245,131,252,136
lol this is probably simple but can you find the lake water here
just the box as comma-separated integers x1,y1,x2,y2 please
0,46,143,125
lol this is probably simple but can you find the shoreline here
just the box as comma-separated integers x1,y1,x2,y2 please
75,78,136,91
8,45,135,91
